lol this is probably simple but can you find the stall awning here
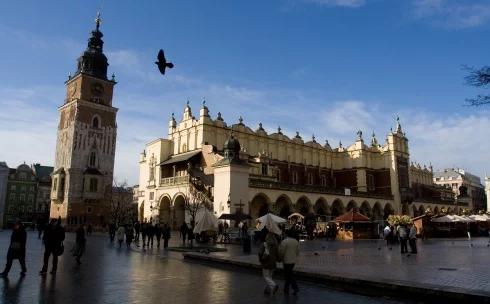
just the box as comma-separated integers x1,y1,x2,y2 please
158,150,201,166
334,210,371,222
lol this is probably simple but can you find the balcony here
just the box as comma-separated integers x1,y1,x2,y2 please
160,175,190,187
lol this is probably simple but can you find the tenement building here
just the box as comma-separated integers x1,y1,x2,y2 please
137,104,458,229
50,15,117,229
433,168,486,212
0,162,9,228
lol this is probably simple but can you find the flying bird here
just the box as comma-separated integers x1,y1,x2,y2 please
155,49,174,75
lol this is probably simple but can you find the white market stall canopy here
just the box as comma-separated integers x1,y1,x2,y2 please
256,213,287,235
193,208,219,234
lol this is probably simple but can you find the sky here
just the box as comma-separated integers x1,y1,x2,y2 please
1,0,490,185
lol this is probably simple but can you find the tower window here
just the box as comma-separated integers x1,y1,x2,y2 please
92,116,99,128
89,152,96,167
89,178,98,192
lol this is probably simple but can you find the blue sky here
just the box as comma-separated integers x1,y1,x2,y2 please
1,0,490,184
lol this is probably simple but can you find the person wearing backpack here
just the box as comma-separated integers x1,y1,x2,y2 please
0,221,27,276
40,218,65,275
258,231,279,295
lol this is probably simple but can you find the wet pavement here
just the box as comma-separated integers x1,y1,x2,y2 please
204,237,490,297
0,231,408,304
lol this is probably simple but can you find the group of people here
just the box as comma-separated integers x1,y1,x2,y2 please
384,223,418,254
258,229,300,296
110,221,172,249
1,218,78,277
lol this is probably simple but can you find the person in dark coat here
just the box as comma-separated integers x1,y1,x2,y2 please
141,222,148,247
162,224,171,249
125,225,134,248
0,221,27,276
73,225,86,264
154,224,162,248
134,221,141,242
180,223,188,245
258,232,279,295
40,219,65,275
147,224,155,248
109,222,116,242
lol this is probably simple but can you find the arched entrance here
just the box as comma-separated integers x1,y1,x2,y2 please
275,195,292,218
346,200,358,212
331,199,344,218
383,203,394,220
412,205,418,217
295,196,312,216
418,205,425,215
159,195,171,225
314,198,329,216
447,207,453,215
434,206,440,215
402,203,410,215
372,202,383,222
173,195,186,230
360,201,372,218
250,194,270,220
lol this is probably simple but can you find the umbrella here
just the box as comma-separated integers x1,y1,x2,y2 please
257,213,286,235
193,209,219,234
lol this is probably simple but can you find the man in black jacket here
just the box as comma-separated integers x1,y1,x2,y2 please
0,221,27,276
40,218,65,275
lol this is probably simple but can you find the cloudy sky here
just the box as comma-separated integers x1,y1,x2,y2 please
1,0,489,185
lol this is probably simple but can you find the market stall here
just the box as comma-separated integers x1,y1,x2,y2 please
333,210,376,240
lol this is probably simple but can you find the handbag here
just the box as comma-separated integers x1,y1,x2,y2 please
57,243,64,256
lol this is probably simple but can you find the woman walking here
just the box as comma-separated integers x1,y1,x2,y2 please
125,225,134,248
0,221,27,276
258,231,279,295
116,225,125,248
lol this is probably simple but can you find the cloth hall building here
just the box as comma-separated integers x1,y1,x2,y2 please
137,103,460,229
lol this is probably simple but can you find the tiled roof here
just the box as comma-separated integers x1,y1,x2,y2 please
334,210,371,222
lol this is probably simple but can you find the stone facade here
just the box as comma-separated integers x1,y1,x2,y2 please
49,16,117,229
31,164,53,222
4,164,38,227
433,168,486,212
138,104,458,229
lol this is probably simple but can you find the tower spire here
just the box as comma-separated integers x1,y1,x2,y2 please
95,11,102,31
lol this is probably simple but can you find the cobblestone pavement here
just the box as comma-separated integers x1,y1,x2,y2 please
210,237,490,296
0,231,408,304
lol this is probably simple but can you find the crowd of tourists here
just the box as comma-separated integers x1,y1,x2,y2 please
109,221,172,249
383,223,418,254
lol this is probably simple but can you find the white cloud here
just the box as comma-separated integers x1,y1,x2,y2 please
411,0,490,29
304,0,366,8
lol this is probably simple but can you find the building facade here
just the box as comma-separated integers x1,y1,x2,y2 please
137,104,458,229
0,162,10,228
50,15,118,229
485,177,490,212
433,168,486,212
4,164,38,227
32,164,53,223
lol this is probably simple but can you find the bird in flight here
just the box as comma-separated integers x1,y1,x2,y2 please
155,49,174,75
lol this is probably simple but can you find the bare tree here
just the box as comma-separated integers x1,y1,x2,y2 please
183,185,210,228
464,65,490,106
111,181,135,226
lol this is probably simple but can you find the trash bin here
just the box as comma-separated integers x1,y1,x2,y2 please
242,235,251,253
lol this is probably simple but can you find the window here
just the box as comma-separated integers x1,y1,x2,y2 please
10,185,15,191
9,194,15,202
149,192,154,201
89,152,96,167
92,116,99,128
367,174,375,191
87,207,92,214
30,186,35,192
292,171,298,184
276,169,281,181
60,177,65,193
321,175,327,187
28,195,34,203
19,206,24,213
89,178,98,192
53,178,58,191
19,194,25,202
307,173,314,185
21,186,26,192
261,164,268,176
19,173,26,180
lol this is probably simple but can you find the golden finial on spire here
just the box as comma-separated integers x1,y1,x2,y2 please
95,11,102,31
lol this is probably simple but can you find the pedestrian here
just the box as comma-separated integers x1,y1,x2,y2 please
188,226,195,247
109,222,116,242
73,225,86,264
241,221,248,239
155,224,162,248
278,229,300,295
180,222,188,245
397,225,408,254
258,232,279,295
383,224,391,247
409,224,418,254
147,224,155,248
40,218,65,275
37,220,45,240
125,225,134,248
0,221,27,276
141,222,148,247
162,223,171,249
87,224,93,236
134,221,141,242
116,225,125,249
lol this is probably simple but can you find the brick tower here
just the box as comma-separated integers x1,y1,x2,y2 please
50,14,117,229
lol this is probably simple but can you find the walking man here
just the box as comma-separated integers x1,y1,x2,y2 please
279,229,300,295
40,219,65,275
147,224,155,248
397,225,408,254
258,231,279,295
1,221,27,276
409,224,418,254
134,221,141,242
73,225,86,264
180,222,188,245
155,224,162,248
116,225,126,248
162,224,171,249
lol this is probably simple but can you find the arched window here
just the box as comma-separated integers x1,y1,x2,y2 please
92,116,99,128
89,152,96,167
